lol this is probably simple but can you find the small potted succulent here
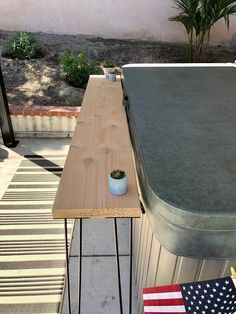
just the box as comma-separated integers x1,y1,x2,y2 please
108,69,116,81
101,60,116,79
109,169,127,196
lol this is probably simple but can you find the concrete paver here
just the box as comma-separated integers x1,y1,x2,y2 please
0,145,22,198
78,218,129,256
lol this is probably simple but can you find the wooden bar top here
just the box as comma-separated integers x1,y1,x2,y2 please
52,76,141,218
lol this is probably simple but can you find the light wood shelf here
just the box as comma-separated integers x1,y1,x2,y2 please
52,76,141,218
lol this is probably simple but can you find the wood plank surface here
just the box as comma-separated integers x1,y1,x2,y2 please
52,76,141,218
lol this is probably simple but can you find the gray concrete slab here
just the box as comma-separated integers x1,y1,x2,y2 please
68,218,138,313
71,218,129,256
62,256,139,314
0,144,22,198
12,137,71,156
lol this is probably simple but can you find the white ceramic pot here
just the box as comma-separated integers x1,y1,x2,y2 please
108,72,116,81
109,174,127,196
103,67,115,79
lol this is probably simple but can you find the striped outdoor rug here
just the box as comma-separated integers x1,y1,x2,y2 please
0,155,73,313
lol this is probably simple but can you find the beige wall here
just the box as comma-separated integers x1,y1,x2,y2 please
1,0,236,43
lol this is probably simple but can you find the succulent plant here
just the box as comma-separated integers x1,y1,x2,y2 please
110,169,126,180
101,60,116,68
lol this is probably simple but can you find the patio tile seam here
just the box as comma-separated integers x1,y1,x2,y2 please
70,254,129,258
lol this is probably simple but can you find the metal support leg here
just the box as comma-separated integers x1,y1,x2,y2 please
0,64,18,147
113,218,123,314
64,219,71,314
78,219,82,314
129,218,133,314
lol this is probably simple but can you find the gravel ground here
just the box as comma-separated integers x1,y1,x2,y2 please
0,30,235,107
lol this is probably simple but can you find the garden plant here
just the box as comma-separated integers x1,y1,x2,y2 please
60,51,99,89
169,0,236,62
110,169,126,180
4,32,40,60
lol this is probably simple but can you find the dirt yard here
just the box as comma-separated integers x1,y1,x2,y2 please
0,30,235,107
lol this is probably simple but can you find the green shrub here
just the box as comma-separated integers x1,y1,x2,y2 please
60,51,99,89
4,32,39,60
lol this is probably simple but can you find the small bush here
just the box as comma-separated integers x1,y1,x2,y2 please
4,32,40,60
60,51,99,89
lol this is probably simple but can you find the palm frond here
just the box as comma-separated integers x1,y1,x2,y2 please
169,14,193,34
169,0,236,61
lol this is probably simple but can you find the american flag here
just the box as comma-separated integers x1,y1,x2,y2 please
143,276,236,314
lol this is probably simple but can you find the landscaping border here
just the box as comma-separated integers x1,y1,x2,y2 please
9,104,80,137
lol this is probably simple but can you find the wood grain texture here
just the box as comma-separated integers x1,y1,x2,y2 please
52,76,141,218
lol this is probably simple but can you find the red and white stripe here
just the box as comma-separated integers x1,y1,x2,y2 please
143,284,186,314
233,278,236,288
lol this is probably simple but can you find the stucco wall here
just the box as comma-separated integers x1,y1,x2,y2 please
1,0,236,43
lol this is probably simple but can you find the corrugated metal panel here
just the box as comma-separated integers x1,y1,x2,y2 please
134,214,236,313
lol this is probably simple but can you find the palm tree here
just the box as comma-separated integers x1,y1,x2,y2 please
169,0,236,62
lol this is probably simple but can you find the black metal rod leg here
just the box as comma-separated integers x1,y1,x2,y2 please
129,218,133,314
64,219,71,314
78,219,82,314
113,218,123,314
